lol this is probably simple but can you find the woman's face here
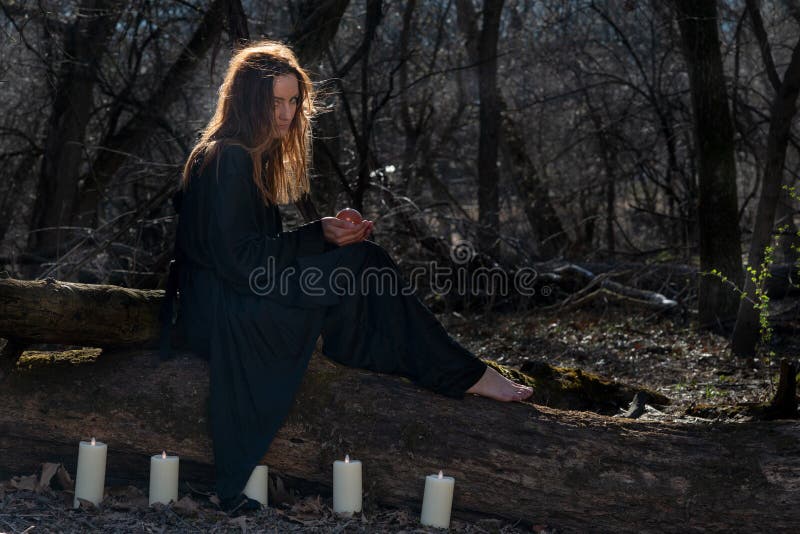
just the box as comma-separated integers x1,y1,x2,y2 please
272,73,299,137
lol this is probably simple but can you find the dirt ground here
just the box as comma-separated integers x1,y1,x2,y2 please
442,304,799,422
1,305,797,533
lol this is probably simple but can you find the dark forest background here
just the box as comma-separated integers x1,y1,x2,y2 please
1,0,799,359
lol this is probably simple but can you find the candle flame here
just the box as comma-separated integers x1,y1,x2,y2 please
91,437,96,446
438,470,443,479
345,454,350,463
162,450,167,459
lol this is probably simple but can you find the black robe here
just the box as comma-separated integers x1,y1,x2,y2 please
160,143,487,505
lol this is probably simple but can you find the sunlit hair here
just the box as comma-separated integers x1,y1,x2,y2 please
180,40,316,205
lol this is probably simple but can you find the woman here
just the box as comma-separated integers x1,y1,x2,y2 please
162,40,533,511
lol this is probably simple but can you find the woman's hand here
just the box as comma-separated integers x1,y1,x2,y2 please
321,217,374,246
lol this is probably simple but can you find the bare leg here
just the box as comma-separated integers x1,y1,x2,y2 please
466,366,533,402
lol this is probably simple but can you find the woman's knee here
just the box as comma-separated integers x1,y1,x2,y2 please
350,239,381,253
362,239,396,262
342,239,390,264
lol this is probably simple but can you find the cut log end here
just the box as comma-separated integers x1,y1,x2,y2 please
0,337,27,382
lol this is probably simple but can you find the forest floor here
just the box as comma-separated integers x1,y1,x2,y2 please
1,304,798,533
442,303,799,422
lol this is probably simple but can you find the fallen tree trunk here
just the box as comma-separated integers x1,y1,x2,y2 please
0,346,798,531
545,264,679,312
0,276,667,412
0,271,678,352
0,277,162,348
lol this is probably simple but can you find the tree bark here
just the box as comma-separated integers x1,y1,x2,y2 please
355,0,384,213
462,0,567,260
476,0,504,257
289,0,352,67
72,0,228,228
0,346,797,531
290,0,352,222
0,278,162,349
731,4,800,357
399,0,420,199
225,0,250,48
499,105,569,259
0,151,38,246
583,91,617,258
674,0,744,333
27,0,118,257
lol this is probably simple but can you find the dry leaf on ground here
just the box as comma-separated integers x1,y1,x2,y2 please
173,495,201,516
10,474,37,491
227,514,249,532
38,462,60,491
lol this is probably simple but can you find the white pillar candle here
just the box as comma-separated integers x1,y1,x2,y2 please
243,465,269,506
73,437,107,508
332,454,362,513
148,450,179,505
420,470,455,529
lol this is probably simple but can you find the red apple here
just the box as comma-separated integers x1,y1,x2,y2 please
336,207,363,225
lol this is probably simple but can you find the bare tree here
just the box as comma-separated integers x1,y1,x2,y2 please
732,0,800,356
27,0,119,257
70,0,229,231
476,0,504,256
673,0,744,332
290,0,352,219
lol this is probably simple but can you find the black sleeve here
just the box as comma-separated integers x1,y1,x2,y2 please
207,144,323,292
282,217,329,257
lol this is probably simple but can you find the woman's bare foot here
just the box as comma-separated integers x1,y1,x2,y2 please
466,366,533,402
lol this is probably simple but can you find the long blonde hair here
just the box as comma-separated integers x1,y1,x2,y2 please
181,40,316,205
